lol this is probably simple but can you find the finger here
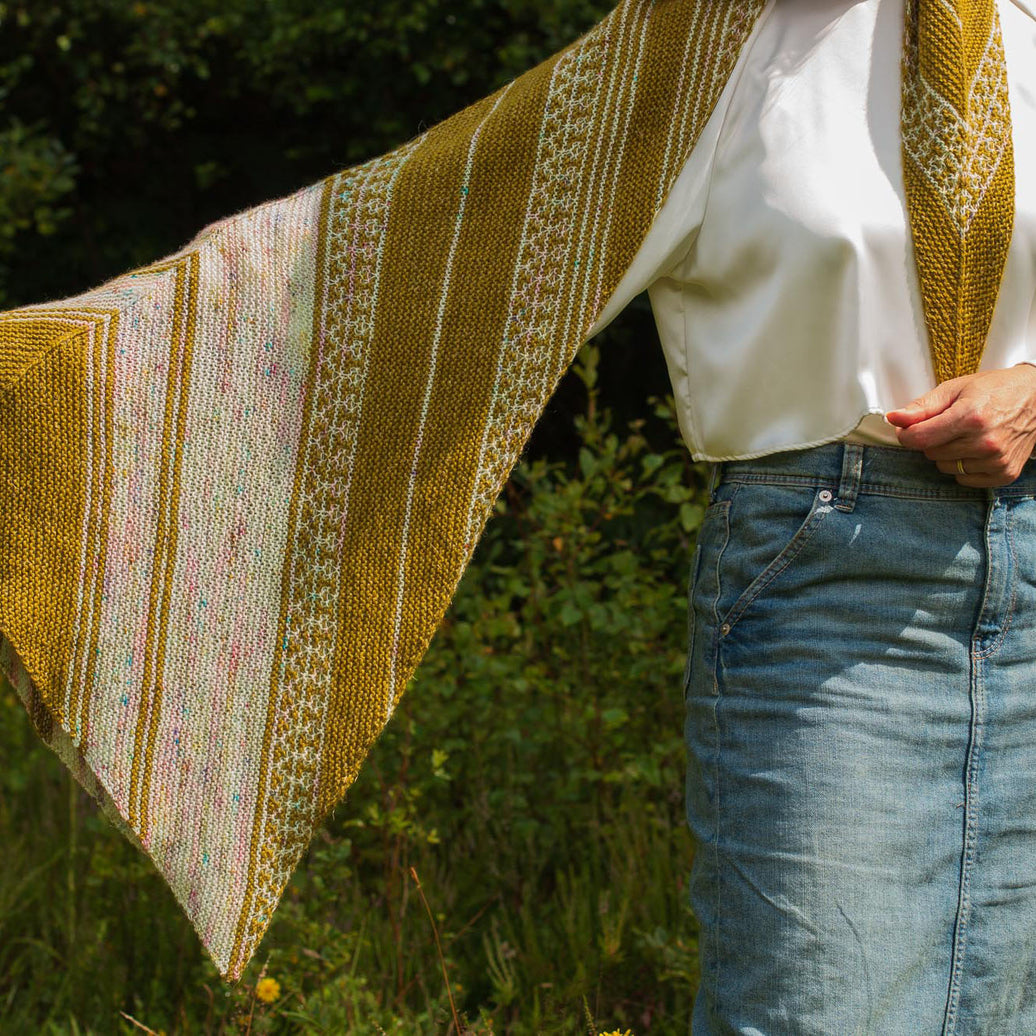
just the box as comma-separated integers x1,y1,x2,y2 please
919,437,981,461
932,459,1011,487
886,380,964,428
934,459,981,478
894,402,974,450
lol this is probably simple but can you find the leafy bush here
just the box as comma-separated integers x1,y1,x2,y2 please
0,0,613,307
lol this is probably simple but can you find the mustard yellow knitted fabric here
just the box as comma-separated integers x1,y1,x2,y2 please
902,0,1015,382
0,0,767,981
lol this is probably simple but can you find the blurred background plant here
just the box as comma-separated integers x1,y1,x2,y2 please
0,0,713,1031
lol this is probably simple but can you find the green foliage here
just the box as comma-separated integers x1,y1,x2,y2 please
0,0,612,307
0,121,78,296
0,121,78,238
0,360,711,1033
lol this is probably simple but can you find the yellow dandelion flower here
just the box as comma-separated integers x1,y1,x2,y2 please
599,1030,634,1036
255,976,281,1003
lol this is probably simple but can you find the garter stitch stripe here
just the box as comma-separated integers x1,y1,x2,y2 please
0,0,768,980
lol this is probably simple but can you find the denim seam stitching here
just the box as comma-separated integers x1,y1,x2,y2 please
837,443,864,512
945,503,998,1031
711,623,722,1026
708,496,733,1024
682,542,704,704
707,498,734,630
943,659,985,1034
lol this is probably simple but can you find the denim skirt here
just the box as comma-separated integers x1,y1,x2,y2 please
684,442,1036,1035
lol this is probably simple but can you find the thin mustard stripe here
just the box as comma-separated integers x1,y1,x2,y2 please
128,258,191,832
138,251,200,842
66,315,103,738
80,311,120,750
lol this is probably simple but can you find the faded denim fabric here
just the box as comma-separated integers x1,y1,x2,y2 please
684,442,1036,1035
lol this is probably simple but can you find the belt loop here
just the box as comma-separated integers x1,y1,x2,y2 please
836,443,864,513
707,461,723,503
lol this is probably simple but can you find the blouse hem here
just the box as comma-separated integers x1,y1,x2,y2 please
688,407,904,463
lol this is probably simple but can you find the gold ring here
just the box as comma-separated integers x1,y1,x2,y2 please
956,459,967,476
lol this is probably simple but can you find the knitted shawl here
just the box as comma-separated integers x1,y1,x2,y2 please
0,0,766,979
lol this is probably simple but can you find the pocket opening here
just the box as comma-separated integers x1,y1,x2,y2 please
716,487,835,637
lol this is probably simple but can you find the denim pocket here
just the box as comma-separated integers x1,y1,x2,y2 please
715,481,835,635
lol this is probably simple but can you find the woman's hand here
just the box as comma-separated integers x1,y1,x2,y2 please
885,364,1036,487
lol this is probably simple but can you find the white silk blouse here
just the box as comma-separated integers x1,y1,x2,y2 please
589,0,1036,461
